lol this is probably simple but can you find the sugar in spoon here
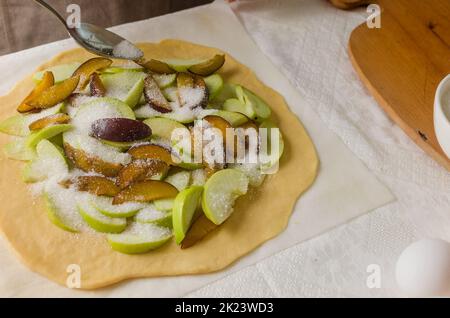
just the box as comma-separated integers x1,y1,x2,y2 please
32,0,144,61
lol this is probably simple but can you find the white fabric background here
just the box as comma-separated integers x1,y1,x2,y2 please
187,0,450,297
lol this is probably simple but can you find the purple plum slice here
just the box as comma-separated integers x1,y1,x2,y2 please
90,118,151,142
144,75,172,113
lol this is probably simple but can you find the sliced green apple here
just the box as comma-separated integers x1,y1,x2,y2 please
191,168,207,186
229,162,266,187
33,62,81,84
223,98,256,120
135,205,172,227
0,115,28,137
25,124,73,149
107,222,172,254
90,196,144,218
100,71,147,108
164,58,204,72
3,138,35,161
153,73,177,89
259,119,284,170
204,74,223,100
153,198,174,211
165,170,191,191
172,186,203,244
100,66,144,74
208,110,249,127
237,86,271,122
152,170,191,210
72,97,135,132
143,117,187,141
22,139,68,183
78,200,127,233
44,183,86,232
162,86,178,102
202,169,249,225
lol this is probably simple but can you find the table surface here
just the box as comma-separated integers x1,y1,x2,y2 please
185,0,450,298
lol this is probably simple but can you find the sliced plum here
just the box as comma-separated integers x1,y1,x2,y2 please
90,118,151,142
143,75,172,113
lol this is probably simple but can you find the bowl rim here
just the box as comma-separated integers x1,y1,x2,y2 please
435,74,450,126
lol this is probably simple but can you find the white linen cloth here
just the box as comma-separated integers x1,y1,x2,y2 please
0,0,403,297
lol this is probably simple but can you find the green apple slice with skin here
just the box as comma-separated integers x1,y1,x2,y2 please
202,169,249,225
100,66,144,74
172,186,203,244
3,138,35,161
100,71,147,108
90,196,145,218
259,119,285,171
107,222,172,254
162,86,178,102
22,139,68,183
223,98,257,120
0,103,65,137
204,74,223,101
207,110,248,127
44,182,87,233
0,115,29,137
191,168,207,186
153,198,174,211
33,62,81,84
165,170,191,191
153,170,191,211
210,82,237,106
152,74,177,89
25,124,73,149
163,58,204,72
236,86,271,122
229,161,266,187
135,204,172,227
161,112,195,124
143,117,187,141
78,200,127,233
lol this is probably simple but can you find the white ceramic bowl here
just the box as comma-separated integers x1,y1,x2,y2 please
434,74,450,159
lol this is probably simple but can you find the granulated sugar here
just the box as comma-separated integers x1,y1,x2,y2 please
112,40,143,60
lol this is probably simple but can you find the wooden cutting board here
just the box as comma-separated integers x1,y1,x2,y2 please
343,0,450,170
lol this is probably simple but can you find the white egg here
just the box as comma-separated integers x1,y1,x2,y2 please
396,239,450,297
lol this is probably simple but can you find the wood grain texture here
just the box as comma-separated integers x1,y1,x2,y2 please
349,0,450,170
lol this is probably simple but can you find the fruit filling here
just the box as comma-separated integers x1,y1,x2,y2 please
0,51,285,254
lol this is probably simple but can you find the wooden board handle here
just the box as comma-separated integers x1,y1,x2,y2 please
329,0,372,10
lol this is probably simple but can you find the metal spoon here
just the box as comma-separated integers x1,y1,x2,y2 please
33,0,144,61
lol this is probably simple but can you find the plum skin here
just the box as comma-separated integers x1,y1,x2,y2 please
90,118,152,142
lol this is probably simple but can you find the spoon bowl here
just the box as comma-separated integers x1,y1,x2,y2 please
70,23,144,60
33,0,143,61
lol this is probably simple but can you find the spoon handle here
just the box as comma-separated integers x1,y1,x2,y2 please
33,0,68,27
